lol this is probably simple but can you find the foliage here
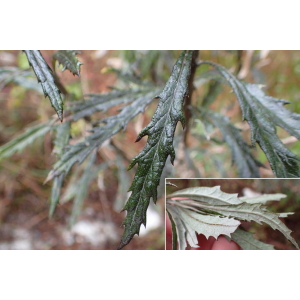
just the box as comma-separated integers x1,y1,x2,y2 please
52,50,82,77
118,50,193,249
167,185,298,250
24,50,64,121
0,121,54,161
1,50,300,249
197,61,300,177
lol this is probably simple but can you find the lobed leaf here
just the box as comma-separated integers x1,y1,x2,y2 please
168,186,298,250
118,51,194,249
53,50,82,77
199,61,300,178
181,201,299,249
177,207,240,240
46,88,160,182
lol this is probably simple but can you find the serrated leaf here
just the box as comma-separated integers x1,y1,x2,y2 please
181,200,299,249
168,186,298,250
240,193,286,204
118,51,194,249
0,121,53,161
168,186,242,206
196,108,264,178
200,61,300,178
24,50,64,121
49,121,71,217
178,207,240,240
53,50,82,77
46,88,160,182
230,228,274,250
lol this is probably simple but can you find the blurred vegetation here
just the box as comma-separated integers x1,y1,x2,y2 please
0,50,168,250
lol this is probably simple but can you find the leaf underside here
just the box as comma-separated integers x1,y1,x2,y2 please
230,228,274,250
24,50,64,121
200,61,300,178
118,50,194,249
53,50,82,77
167,186,298,250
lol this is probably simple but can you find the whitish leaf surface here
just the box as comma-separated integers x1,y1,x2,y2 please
182,201,299,249
168,186,298,250
177,207,240,240
168,186,242,206
200,61,300,178
168,204,199,249
196,108,264,178
0,121,53,161
278,212,294,218
53,50,82,77
240,193,286,204
230,229,274,250
119,51,194,249
49,122,71,217
24,50,64,121
46,87,160,182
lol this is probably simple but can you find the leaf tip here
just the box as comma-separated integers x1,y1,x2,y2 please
135,135,142,143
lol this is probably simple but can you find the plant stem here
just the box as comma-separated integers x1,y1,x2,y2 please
183,50,199,145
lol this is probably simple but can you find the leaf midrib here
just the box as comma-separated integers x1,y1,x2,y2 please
179,207,238,228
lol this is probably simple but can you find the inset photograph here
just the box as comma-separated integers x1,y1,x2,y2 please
166,179,300,250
